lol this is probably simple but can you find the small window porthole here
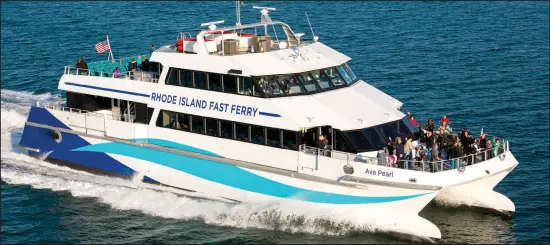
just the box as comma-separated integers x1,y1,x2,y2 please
409,178,417,183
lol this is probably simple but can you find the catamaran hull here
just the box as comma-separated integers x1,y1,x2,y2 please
18,106,442,240
434,151,518,216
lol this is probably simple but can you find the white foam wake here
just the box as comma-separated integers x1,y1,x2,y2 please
0,89,411,238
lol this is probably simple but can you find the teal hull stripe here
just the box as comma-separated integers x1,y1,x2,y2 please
74,140,431,204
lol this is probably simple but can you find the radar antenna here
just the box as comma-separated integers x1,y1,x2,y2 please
200,20,224,31
252,6,276,35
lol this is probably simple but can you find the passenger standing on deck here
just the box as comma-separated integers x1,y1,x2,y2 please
479,133,487,150
409,115,418,127
130,57,137,80
426,117,435,132
377,147,389,166
440,114,450,127
112,67,121,78
78,57,88,75
425,130,435,149
131,57,137,71
151,44,156,52
403,136,413,169
141,56,150,72
387,138,396,167
316,135,327,156
430,144,441,172
395,137,404,168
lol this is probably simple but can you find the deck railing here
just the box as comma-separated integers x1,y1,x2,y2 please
299,139,509,173
63,65,160,83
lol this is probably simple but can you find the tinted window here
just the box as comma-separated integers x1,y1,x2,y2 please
194,72,206,89
363,127,385,150
220,120,233,139
235,123,248,141
344,130,374,152
222,75,237,93
276,74,306,95
334,130,353,153
206,118,218,136
191,116,204,133
324,67,345,86
282,131,297,150
266,128,280,147
343,63,357,81
208,73,222,91
310,70,333,89
295,72,319,92
336,65,353,84
177,113,190,131
181,70,193,87
250,125,265,145
238,77,254,96
166,68,179,86
254,76,284,97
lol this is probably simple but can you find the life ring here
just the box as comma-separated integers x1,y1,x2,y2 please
499,153,506,161
343,164,354,175
458,166,465,174
52,130,62,143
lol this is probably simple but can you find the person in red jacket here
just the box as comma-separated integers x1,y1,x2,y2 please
440,115,450,127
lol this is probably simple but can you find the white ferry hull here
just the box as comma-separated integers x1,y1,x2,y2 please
435,151,518,215
18,106,442,240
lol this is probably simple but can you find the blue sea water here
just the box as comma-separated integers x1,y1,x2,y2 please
1,1,549,244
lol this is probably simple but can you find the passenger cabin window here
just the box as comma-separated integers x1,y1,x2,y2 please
276,74,306,95
250,125,265,145
310,70,333,89
266,128,281,147
235,123,248,142
222,75,237,94
324,67,346,86
194,72,206,89
343,63,358,82
205,117,218,136
220,120,233,139
336,65,353,84
156,109,300,151
191,115,204,133
282,130,297,150
255,76,284,97
164,63,358,98
181,70,193,87
208,73,222,92
295,72,320,92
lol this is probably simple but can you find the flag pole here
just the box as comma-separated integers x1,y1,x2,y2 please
106,35,114,62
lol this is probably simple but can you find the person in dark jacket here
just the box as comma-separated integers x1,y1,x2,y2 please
395,137,404,168
479,133,487,150
426,117,435,132
425,131,434,149
141,56,150,71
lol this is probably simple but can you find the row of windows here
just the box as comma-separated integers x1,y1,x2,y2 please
164,63,358,98
156,110,298,150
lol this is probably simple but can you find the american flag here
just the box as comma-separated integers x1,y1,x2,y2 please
95,39,110,53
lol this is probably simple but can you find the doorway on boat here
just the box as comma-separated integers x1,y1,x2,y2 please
300,126,333,157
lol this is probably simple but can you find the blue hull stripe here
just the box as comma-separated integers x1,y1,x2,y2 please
74,141,431,204
258,111,281,117
65,82,150,97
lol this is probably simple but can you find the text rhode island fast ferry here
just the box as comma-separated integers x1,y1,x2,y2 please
17,4,518,241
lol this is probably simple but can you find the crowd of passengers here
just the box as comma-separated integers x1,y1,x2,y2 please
74,56,157,79
375,114,505,172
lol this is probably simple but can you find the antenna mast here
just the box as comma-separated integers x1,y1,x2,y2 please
305,12,318,42
236,1,244,26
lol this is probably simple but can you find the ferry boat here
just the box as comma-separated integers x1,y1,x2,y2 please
16,3,518,241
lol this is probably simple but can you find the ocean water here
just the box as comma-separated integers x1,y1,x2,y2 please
1,1,549,244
